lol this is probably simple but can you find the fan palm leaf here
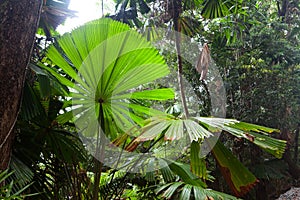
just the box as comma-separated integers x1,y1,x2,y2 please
132,115,286,159
43,18,174,139
201,0,242,19
155,160,241,200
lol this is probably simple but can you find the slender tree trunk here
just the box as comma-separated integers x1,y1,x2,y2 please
0,0,43,171
172,0,189,118
294,124,299,162
281,128,300,179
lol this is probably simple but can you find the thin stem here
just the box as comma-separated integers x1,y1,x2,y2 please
101,0,104,17
172,1,189,118
92,103,105,200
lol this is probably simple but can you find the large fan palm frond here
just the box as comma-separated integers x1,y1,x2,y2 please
43,18,174,139
131,116,286,158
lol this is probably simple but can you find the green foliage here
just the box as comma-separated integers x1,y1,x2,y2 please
10,0,297,199
44,18,173,139
199,0,300,197
132,115,286,159
157,181,241,199
212,141,258,196
201,0,242,19
0,170,37,199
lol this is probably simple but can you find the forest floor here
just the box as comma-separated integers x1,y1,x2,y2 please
276,187,300,200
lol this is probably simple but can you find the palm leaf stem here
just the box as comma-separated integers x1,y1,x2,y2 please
107,141,127,200
93,103,105,200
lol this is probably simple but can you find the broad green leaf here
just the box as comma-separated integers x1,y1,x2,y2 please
248,131,286,159
37,74,51,98
193,186,207,200
145,158,156,182
135,116,214,142
190,141,208,180
167,160,207,188
212,141,258,197
155,182,173,195
137,120,171,141
194,117,238,129
56,111,73,124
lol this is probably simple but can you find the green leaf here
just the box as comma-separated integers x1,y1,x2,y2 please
45,18,172,138
157,182,240,200
159,159,175,182
136,116,214,142
184,119,213,141
212,140,258,197
161,182,184,199
221,125,286,159
190,141,208,180
37,74,51,98
112,88,174,101
201,0,241,19
56,111,73,124
167,160,207,188
228,121,280,133
164,119,184,140
137,119,171,141
194,117,286,158
180,184,192,200
20,82,44,120
193,186,241,200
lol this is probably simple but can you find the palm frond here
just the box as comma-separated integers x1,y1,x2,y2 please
157,181,241,200
201,0,242,19
190,141,208,180
212,141,258,197
194,117,286,158
44,18,174,137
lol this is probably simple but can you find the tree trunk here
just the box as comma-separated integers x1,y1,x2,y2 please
172,0,189,118
0,0,42,171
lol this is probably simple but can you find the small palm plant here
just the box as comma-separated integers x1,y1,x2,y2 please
42,18,175,199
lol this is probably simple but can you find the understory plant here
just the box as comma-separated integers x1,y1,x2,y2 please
40,18,286,199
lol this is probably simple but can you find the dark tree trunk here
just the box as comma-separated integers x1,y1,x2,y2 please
0,0,42,171
281,129,300,179
294,124,299,162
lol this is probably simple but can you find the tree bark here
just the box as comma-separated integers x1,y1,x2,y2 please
0,0,42,171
